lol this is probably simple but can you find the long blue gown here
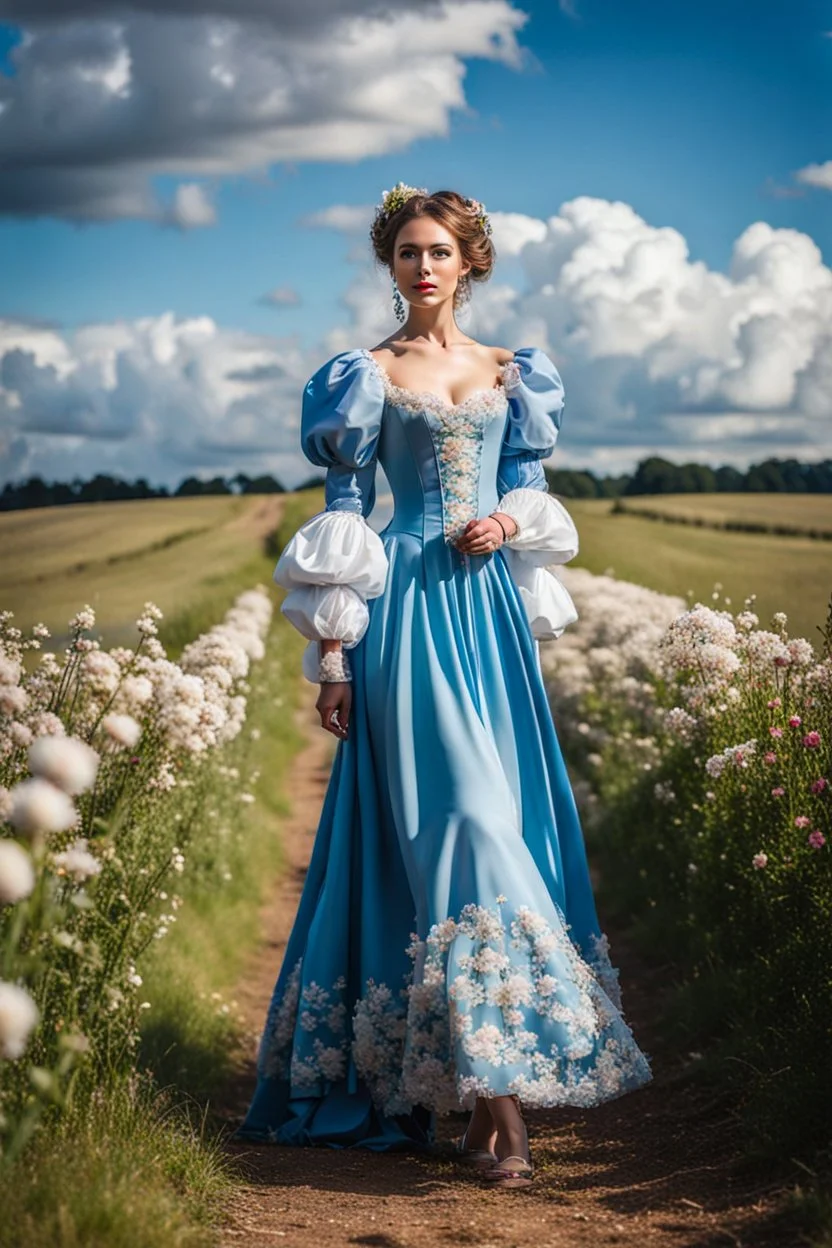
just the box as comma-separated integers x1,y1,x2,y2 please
235,346,653,1150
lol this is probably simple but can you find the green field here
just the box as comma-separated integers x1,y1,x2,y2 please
568,497,832,646
0,495,286,650
2,491,830,655
616,491,832,535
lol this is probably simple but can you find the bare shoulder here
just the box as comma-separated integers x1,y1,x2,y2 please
490,346,515,366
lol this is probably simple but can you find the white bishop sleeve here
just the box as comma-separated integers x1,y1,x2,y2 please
275,349,389,681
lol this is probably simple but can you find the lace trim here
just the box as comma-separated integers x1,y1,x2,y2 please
360,349,518,544
256,900,651,1117
360,348,516,419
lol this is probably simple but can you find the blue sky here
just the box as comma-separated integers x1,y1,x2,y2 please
0,0,830,487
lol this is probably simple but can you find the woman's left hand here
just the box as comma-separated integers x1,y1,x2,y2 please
455,512,517,556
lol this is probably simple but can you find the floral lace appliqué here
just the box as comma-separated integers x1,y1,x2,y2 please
361,349,517,544
256,898,651,1116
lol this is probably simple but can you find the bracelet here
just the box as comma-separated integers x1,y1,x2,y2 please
318,647,352,683
489,512,520,543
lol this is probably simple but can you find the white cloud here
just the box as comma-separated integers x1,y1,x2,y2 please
2,197,830,485
166,182,217,228
0,2,528,223
794,160,832,191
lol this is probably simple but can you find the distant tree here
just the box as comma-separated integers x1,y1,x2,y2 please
238,474,286,494
624,457,681,495
746,461,786,492
715,464,745,492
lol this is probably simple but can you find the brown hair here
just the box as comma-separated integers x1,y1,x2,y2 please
369,189,496,289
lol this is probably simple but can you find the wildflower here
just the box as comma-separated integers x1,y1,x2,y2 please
0,981,39,1058
0,840,35,905
767,697,782,708
803,731,821,749
101,713,142,749
771,787,785,798
8,777,78,838
763,752,777,765
52,838,102,883
794,816,811,829
27,735,100,795
769,726,783,739
810,778,828,794
808,830,826,849
789,716,802,728
752,852,768,869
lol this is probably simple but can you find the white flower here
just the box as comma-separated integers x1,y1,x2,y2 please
27,735,100,795
0,840,36,905
52,838,102,883
101,713,142,749
8,777,78,837
0,981,39,1058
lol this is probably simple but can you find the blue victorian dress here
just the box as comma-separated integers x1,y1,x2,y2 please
236,347,652,1150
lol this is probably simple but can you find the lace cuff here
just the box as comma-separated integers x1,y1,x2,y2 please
496,487,579,567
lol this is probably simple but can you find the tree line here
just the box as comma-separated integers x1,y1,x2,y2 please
1,456,831,512
546,456,832,499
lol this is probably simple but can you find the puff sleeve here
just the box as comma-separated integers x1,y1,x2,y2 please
273,350,389,680
495,347,579,639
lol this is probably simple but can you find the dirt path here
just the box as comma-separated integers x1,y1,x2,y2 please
215,690,802,1248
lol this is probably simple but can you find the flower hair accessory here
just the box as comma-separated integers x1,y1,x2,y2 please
373,181,428,230
463,196,493,238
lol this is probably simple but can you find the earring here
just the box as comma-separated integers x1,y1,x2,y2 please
454,274,471,309
392,275,406,323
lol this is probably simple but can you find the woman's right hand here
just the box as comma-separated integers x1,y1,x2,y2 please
316,680,352,739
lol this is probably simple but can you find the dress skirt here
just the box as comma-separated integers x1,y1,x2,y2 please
236,528,653,1150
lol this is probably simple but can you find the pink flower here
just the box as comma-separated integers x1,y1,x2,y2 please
763,752,777,765
794,815,811,828
752,852,768,869
810,777,828,794
808,830,826,849
769,726,783,739
803,731,821,748
771,787,785,798
767,698,782,709
789,715,802,727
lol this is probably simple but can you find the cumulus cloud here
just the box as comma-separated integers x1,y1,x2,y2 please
794,160,832,192
2,197,830,485
0,1,527,223
0,313,315,487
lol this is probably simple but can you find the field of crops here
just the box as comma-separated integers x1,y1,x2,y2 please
566,497,831,647
0,495,285,650
612,492,832,531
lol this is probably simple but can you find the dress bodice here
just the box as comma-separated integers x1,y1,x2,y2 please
300,345,566,548
273,344,580,670
360,349,518,544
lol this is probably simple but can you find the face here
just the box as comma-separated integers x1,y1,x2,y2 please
391,216,471,310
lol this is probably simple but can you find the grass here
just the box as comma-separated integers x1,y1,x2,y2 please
568,497,832,645
613,492,832,531
0,489,324,1247
1,494,287,652
0,1074,233,1248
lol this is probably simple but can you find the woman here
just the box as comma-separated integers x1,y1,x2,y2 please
235,183,652,1187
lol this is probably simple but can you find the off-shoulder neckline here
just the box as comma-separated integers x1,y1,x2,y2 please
358,347,520,416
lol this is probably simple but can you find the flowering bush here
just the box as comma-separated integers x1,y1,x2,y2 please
0,588,272,1162
543,569,832,1156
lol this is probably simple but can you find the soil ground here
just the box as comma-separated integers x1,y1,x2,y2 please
215,691,806,1248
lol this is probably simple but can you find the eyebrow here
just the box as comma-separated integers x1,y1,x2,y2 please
397,241,454,250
